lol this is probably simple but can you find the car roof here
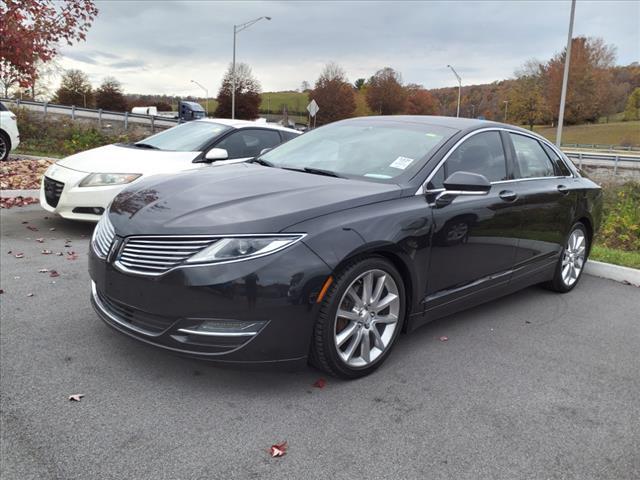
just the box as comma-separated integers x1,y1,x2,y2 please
197,118,300,134
342,115,534,134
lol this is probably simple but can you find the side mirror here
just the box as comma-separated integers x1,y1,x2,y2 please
204,148,229,162
259,147,272,156
435,171,491,206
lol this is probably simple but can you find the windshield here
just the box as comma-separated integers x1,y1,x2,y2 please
137,121,231,151
260,120,454,182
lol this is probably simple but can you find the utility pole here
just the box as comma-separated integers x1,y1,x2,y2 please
447,64,462,118
556,0,577,147
190,80,209,115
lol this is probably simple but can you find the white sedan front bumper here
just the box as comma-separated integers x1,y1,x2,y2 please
40,164,131,222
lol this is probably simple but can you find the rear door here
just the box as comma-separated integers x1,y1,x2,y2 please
503,132,577,279
424,130,521,308
213,128,282,162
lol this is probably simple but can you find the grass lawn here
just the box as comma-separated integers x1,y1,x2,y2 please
590,245,640,269
260,91,308,114
533,121,640,147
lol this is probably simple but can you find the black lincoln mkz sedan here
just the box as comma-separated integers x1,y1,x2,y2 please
89,116,602,378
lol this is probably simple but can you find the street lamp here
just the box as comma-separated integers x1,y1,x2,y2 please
447,64,462,118
232,16,271,119
503,100,509,122
191,79,209,115
556,0,577,147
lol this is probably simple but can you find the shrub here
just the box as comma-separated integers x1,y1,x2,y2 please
598,182,640,251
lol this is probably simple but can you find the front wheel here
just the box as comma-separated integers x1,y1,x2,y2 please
546,222,589,293
310,257,406,379
0,132,9,161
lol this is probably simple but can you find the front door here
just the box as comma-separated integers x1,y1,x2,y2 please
424,130,522,309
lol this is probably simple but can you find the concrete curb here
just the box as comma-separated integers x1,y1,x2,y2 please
7,153,58,161
1,189,40,198
585,260,640,287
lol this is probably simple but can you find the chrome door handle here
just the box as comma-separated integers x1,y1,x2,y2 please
499,190,517,202
557,184,570,195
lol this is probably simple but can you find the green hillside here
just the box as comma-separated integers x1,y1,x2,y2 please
533,121,639,147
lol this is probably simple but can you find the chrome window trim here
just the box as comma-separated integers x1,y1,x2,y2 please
415,127,575,196
112,233,307,277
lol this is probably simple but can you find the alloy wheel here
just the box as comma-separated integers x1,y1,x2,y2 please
561,229,586,286
0,136,7,160
333,269,400,368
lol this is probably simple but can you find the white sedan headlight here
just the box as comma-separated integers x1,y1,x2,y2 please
185,235,305,264
79,173,141,187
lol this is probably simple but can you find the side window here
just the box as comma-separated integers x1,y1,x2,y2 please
216,129,281,159
429,131,507,188
281,131,299,142
542,143,572,176
510,134,556,178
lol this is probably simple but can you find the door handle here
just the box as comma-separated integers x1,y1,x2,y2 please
499,190,517,202
557,184,570,195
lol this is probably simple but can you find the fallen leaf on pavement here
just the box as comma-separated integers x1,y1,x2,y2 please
36,238,44,243
27,225,38,231
39,268,49,273
42,250,52,255
312,378,327,389
56,252,64,256
27,293,34,297
68,394,84,402
21,221,28,224
439,336,448,342
0,289,4,294
269,441,288,458
14,253,24,258
49,270,60,278
49,228,56,231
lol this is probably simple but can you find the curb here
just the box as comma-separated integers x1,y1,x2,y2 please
8,153,58,161
585,260,640,287
1,189,40,198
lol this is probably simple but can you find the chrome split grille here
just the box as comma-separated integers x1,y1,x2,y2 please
117,236,218,274
92,215,115,258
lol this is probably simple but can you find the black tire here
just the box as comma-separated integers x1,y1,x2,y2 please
0,131,9,161
545,222,589,293
310,256,406,379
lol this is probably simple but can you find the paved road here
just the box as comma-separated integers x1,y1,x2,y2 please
1,205,639,480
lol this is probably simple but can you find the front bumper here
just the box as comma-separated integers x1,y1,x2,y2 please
89,240,331,364
39,165,129,222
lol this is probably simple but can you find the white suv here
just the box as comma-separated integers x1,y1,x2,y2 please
0,102,20,161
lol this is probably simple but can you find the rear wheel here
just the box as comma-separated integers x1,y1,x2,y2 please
546,222,589,293
311,257,406,379
0,132,9,161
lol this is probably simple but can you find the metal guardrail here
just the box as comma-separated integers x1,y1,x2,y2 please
561,143,639,152
0,97,179,130
564,151,640,175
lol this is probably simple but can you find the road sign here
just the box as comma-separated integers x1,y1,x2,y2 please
307,99,319,117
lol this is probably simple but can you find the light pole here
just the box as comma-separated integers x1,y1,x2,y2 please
470,104,476,118
232,16,271,119
447,64,462,118
191,79,209,115
503,100,509,122
556,0,577,147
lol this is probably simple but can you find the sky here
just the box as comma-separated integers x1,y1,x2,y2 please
58,0,640,96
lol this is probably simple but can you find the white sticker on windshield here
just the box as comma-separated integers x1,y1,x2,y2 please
389,156,414,170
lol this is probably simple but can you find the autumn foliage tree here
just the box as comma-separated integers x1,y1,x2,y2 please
404,84,437,115
0,0,98,94
54,69,93,107
366,68,406,115
545,36,616,124
624,88,640,121
95,77,127,112
308,63,356,126
215,63,261,120
508,60,548,129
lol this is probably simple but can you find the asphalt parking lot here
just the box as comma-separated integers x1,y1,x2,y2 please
1,205,639,480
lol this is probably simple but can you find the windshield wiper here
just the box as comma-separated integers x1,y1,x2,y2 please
131,143,160,150
282,166,344,178
249,157,274,167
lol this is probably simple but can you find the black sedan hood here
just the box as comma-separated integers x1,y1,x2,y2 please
109,163,401,236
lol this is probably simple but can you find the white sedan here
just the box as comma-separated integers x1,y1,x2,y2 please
40,119,299,221
0,102,20,160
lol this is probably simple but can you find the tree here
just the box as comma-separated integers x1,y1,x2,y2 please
508,60,548,129
214,63,261,119
404,84,437,115
544,36,616,124
366,67,406,115
54,69,93,107
354,78,366,90
308,63,356,126
623,88,640,121
0,0,98,91
95,77,127,112
300,80,310,92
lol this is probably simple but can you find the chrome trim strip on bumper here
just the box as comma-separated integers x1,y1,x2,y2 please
176,327,259,337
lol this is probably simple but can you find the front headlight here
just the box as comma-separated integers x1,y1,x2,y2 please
185,235,305,264
79,173,141,187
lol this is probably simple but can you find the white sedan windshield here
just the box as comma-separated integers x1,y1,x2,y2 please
137,121,231,151
260,120,454,181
